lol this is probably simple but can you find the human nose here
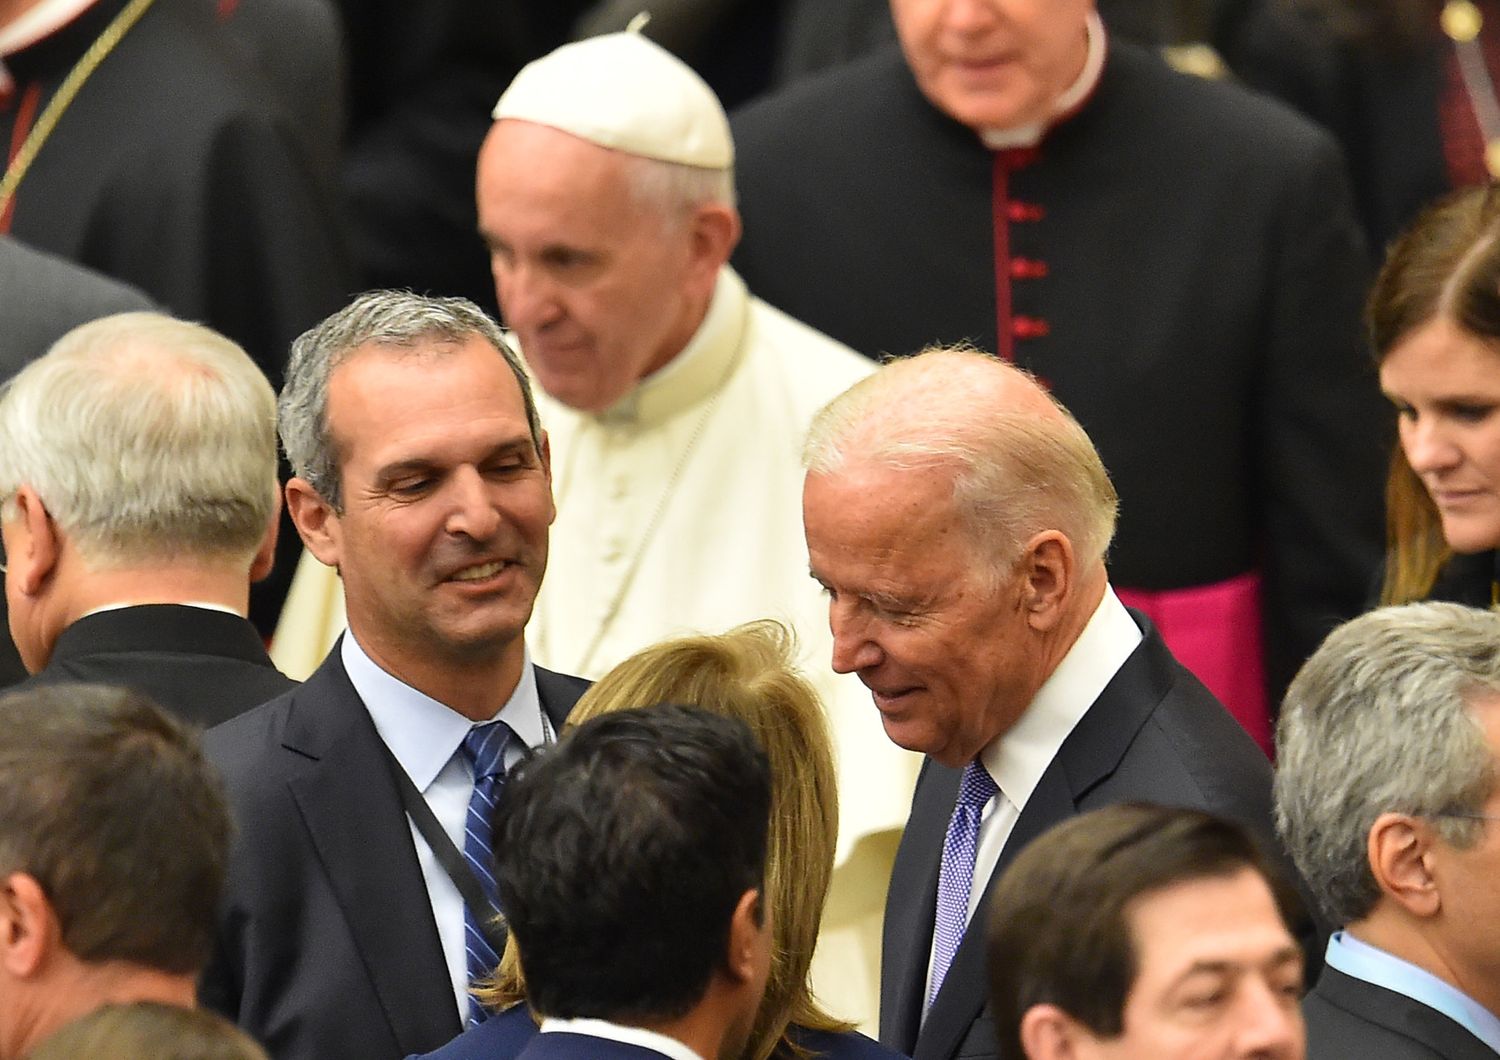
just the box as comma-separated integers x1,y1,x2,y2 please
444,467,502,541
1231,980,1304,1059
1401,415,1461,475
943,0,1001,33
829,599,884,675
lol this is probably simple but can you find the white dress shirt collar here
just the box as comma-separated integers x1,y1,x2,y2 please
341,631,546,790
979,585,1142,809
539,1017,707,1060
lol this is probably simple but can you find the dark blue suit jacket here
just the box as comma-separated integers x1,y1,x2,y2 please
200,644,587,1060
410,1003,907,1059
1304,966,1498,1060
880,612,1308,1060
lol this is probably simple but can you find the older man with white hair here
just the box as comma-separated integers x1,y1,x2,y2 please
803,346,1301,1060
0,312,293,725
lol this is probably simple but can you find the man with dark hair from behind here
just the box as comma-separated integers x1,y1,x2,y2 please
492,703,774,1060
986,804,1306,1060
0,683,232,1060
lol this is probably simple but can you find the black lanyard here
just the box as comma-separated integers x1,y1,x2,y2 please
379,740,510,957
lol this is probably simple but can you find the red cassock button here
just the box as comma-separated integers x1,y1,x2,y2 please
1009,257,1049,280
1013,316,1051,339
1006,201,1045,223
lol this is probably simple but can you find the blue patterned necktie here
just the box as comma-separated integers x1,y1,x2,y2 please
459,720,514,1027
929,759,999,1007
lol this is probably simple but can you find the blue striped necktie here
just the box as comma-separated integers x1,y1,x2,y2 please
929,759,999,1007
459,720,514,1027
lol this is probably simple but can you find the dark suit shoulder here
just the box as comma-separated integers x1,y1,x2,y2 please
1304,967,1498,1060
203,687,297,781
1095,40,1339,157
1072,626,1273,823
408,1002,536,1059
515,1033,669,1059
788,1026,910,1060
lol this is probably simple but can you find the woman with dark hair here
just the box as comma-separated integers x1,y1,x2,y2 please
1372,182,1500,604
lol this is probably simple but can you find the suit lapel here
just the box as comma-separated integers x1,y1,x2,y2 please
280,652,460,1052
913,612,1170,1059
882,760,955,1050
533,664,588,733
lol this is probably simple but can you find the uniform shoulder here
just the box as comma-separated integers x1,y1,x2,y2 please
1102,39,1340,161
732,46,915,150
202,686,298,783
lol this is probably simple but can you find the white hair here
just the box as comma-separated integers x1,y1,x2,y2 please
1275,602,1500,925
0,312,278,566
624,153,736,224
803,346,1118,581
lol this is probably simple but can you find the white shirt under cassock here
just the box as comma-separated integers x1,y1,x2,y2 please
527,265,921,861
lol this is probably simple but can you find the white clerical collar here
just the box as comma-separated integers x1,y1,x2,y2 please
341,630,545,791
0,0,99,55
595,265,748,429
980,12,1107,150
540,1017,707,1060
979,585,1142,809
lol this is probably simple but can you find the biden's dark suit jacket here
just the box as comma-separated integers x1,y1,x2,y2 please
880,611,1295,1060
1304,966,1499,1060
17,604,295,726
199,642,587,1060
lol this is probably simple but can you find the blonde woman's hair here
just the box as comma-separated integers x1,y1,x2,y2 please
475,620,850,1059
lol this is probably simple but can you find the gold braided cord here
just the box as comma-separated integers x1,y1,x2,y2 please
0,0,158,216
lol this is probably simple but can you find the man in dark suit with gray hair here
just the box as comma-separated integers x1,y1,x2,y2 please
1277,602,1500,1060
0,311,294,724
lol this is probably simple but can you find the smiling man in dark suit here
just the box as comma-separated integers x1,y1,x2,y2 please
200,291,587,1060
0,312,294,723
1277,603,1500,1060
802,346,1295,1060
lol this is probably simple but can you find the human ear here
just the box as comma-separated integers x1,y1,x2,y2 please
687,203,741,283
285,478,342,571
0,873,58,979
248,489,283,583
1368,812,1440,918
724,888,767,985
1019,1003,1100,1059
7,486,58,598
1017,530,1075,631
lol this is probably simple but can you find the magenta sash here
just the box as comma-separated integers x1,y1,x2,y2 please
1116,570,1271,757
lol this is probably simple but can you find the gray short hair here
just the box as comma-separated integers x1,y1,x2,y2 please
624,153,736,224
1275,602,1500,925
803,346,1118,579
0,312,277,566
279,290,541,511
